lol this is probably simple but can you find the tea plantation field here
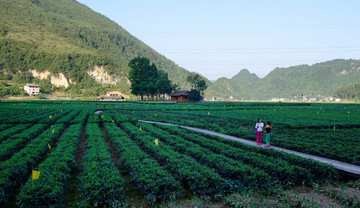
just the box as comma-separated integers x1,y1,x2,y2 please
0,101,359,207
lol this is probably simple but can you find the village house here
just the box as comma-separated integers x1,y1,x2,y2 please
271,98,287,102
24,84,40,96
98,91,124,101
170,90,190,102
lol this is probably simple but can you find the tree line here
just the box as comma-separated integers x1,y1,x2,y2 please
334,82,360,100
128,57,207,101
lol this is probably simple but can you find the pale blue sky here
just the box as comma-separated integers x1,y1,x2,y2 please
77,0,360,80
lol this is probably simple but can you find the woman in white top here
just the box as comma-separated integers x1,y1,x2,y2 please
255,118,264,146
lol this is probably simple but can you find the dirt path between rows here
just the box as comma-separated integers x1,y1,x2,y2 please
99,122,151,208
99,123,120,165
63,124,87,207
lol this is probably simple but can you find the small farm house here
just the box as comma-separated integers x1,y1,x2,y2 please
170,90,190,102
24,84,40,96
98,91,124,101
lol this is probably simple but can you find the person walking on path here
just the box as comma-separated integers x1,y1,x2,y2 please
255,118,264,146
265,121,272,148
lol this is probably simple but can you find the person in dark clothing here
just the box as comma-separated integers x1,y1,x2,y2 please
265,121,272,148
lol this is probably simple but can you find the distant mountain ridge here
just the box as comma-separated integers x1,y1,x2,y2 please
205,78,247,101
205,59,360,100
230,69,259,88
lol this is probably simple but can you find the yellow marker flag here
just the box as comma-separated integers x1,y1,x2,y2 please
154,114,156,117
333,126,335,131
101,115,104,118
154,139,159,146
49,115,52,119
208,112,210,115
139,126,142,131
52,128,55,134
32,170,40,180
112,120,114,123
47,143,51,149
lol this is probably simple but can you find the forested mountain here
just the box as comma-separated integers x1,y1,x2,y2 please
255,59,360,99
0,0,200,96
230,69,259,89
205,78,247,100
205,59,360,100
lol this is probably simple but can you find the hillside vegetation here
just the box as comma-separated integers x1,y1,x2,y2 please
334,82,360,100
205,78,247,100
255,59,360,99
205,59,360,100
0,0,198,96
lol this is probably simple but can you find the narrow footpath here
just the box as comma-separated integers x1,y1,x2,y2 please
139,120,360,176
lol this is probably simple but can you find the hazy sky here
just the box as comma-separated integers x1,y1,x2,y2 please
77,0,360,80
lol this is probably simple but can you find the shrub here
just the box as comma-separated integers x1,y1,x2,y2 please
188,89,202,102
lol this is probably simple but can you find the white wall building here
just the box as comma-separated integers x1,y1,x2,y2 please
24,84,40,96
98,91,124,101
271,98,286,102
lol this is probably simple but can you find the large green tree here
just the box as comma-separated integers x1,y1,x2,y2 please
128,57,174,100
128,57,151,100
156,70,174,98
334,82,360,100
0,83,8,97
187,73,208,95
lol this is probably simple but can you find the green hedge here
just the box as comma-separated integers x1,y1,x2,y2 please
79,123,124,207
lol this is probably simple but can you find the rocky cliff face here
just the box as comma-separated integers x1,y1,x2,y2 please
50,73,70,88
30,69,71,88
30,70,50,80
29,66,131,88
87,65,120,86
30,65,127,88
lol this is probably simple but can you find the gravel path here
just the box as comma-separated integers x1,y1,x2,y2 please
139,120,360,176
